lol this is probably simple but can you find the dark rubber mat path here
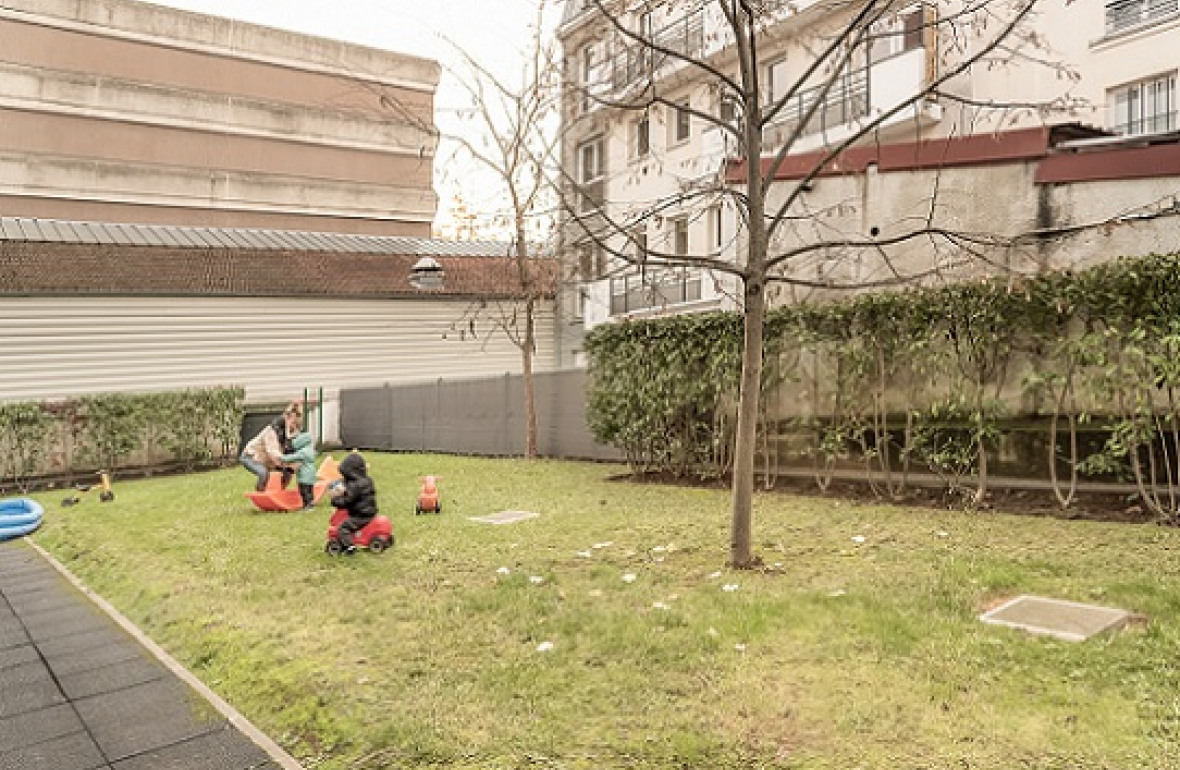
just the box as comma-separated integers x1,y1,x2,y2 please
0,540,301,770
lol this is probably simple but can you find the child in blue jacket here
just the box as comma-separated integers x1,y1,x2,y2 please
280,432,318,509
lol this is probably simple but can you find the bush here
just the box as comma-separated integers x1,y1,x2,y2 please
0,386,245,486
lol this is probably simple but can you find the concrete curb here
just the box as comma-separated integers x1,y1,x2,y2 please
26,540,305,770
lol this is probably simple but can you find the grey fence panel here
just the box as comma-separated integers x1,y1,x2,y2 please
340,369,623,461
338,386,393,450
390,381,437,452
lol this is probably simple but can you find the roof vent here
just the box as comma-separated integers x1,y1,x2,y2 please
409,256,445,290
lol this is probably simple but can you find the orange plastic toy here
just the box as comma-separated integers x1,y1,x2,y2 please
246,457,342,512
415,475,442,515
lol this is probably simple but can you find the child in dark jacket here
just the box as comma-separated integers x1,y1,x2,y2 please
330,452,378,552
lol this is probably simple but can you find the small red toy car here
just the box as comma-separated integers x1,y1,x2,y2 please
416,475,442,515
325,509,394,555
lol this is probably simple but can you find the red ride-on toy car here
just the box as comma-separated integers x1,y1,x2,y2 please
416,475,442,515
325,509,394,555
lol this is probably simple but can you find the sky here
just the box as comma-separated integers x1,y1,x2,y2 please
148,0,553,236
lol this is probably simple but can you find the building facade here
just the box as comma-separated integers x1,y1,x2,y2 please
0,0,439,235
558,0,1180,344
0,217,559,443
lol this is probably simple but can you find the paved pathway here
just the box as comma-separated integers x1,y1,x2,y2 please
0,540,301,770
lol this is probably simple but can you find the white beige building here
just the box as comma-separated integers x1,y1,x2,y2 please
0,0,439,235
558,0,1180,340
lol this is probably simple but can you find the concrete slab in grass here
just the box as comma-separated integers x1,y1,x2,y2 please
469,510,540,525
980,595,1133,642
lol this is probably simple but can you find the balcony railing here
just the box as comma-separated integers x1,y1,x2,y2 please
1112,110,1177,136
610,268,702,315
761,68,869,152
1105,0,1179,35
609,9,706,92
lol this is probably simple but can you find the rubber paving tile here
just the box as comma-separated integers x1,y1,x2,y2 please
0,540,299,770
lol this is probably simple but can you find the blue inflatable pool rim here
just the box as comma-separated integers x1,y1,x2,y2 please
0,497,44,541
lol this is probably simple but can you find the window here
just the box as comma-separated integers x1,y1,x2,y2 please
766,58,790,103
1109,72,1176,135
577,241,606,280
708,205,723,251
671,217,689,256
869,4,936,63
578,139,603,183
638,9,653,40
630,227,648,262
1106,0,1179,36
576,138,604,213
673,102,692,143
719,95,738,125
579,44,595,113
633,114,651,158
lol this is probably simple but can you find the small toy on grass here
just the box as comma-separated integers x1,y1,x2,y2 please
61,471,114,507
416,475,442,515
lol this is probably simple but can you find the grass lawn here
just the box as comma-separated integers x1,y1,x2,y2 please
25,453,1180,769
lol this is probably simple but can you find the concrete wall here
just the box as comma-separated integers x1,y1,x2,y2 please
761,160,1180,298
0,0,439,234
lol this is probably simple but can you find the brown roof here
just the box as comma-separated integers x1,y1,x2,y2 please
0,241,557,299
725,124,1118,183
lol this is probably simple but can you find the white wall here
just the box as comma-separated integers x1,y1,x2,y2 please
761,161,1180,295
0,295,559,442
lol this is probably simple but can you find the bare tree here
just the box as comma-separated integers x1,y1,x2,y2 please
564,0,1118,567
445,2,562,458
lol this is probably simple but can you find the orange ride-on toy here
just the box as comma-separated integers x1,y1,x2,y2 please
325,509,394,555
415,475,442,515
245,457,342,512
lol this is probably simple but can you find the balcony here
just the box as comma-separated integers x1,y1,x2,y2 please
609,9,705,92
759,44,938,153
760,69,869,152
610,268,702,315
1105,0,1179,35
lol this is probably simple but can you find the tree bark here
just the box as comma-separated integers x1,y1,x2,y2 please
730,277,766,568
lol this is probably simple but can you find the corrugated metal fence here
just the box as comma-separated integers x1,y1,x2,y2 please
339,369,623,461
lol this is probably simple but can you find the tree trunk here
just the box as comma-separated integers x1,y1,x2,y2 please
522,295,538,458
516,212,538,460
729,7,767,569
730,278,766,568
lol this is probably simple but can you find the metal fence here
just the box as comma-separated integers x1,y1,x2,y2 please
339,369,623,461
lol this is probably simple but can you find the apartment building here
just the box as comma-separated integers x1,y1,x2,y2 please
558,0,1180,341
0,0,440,235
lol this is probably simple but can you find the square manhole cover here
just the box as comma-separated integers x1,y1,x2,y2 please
980,595,1131,642
468,510,540,525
